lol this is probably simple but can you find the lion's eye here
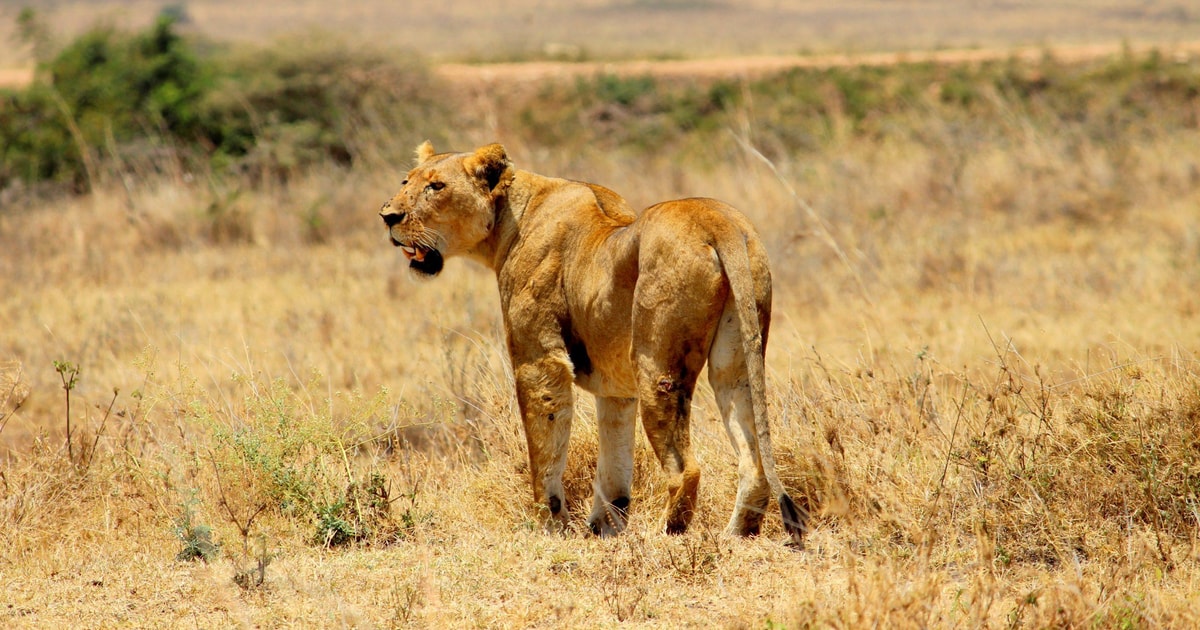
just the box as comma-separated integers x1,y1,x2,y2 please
401,179,408,186
427,181,445,192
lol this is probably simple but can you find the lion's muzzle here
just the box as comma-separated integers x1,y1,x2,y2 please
380,206,411,250
381,205,444,276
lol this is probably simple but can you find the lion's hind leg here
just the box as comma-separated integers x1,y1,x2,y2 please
707,301,772,537
631,254,723,535
636,362,704,535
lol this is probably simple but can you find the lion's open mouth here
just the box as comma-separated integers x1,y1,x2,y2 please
394,241,425,261
391,239,444,276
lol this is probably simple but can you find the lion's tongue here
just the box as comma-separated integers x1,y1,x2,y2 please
412,248,427,262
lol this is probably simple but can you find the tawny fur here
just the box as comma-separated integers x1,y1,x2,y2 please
380,143,806,544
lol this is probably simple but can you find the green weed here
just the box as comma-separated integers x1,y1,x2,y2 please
173,500,220,562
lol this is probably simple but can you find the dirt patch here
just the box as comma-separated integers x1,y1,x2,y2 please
435,40,1200,87
0,67,34,89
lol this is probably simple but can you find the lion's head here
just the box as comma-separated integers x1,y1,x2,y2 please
380,141,513,277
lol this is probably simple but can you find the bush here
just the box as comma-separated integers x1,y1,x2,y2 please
0,16,208,191
518,73,740,153
198,38,444,181
191,372,425,549
313,472,420,548
0,16,444,194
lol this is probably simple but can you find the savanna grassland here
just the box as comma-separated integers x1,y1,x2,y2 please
3,3,1200,628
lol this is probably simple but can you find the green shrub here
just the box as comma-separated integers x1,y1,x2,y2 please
0,87,76,186
313,472,421,548
519,73,739,152
173,502,221,562
0,16,443,192
202,376,329,514
0,15,208,191
590,74,657,107
193,372,428,549
45,17,208,140
194,37,446,180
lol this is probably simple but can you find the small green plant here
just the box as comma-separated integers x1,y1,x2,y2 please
196,372,414,551
173,501,220,563
53,360,80,463
314,472,417,548
202,376,323,514
314,501,357,548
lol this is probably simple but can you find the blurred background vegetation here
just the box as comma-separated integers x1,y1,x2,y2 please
0,9,444,193
3,9,1198,199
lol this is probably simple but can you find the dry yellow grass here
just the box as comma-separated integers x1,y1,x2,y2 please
4,103,1200,625
4,9,1200,626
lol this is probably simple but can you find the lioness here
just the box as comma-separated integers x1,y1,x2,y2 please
380,142,806,545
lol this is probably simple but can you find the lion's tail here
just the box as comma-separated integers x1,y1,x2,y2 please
715,228,808,547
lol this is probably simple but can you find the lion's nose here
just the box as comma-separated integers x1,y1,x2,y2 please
380,209,407,227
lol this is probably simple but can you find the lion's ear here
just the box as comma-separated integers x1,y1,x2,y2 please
415,141,436,164
463,143,511,191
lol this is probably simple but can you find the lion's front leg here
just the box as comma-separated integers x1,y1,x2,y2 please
513,352,576,528
589,396,636,537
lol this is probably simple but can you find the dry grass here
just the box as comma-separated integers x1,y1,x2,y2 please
4,22,1200,630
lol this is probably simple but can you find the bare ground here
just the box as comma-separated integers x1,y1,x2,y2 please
430,39,1200,100
0,67,31,88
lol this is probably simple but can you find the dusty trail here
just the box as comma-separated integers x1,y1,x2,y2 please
0,67,33,88
434,40,1200,87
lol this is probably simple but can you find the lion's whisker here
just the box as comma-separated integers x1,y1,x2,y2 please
422,229,443,250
